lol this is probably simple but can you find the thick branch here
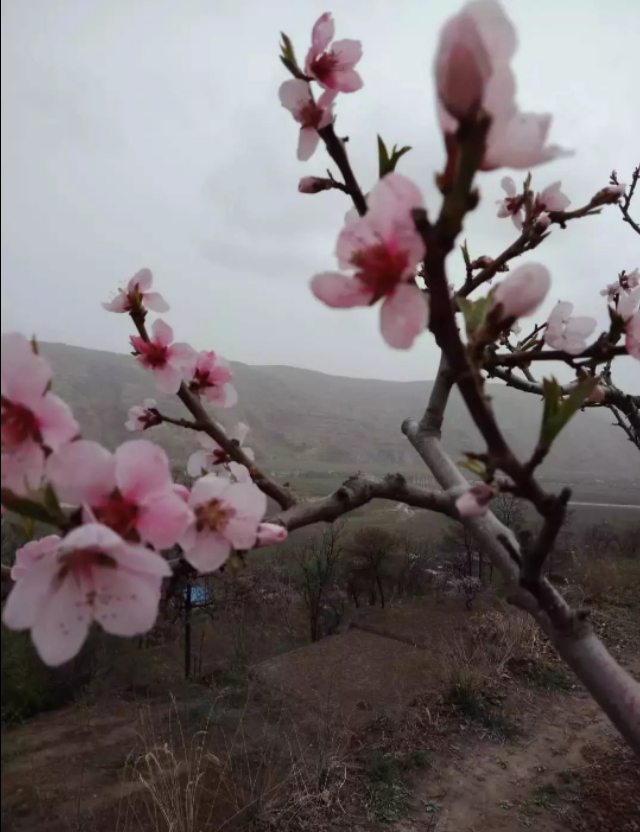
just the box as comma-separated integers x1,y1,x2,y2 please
272,471,457,532
402,420,640,753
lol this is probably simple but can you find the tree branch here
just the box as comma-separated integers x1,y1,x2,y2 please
130,314,296,510
486,343,627,368
318,123,367,216
612,165,640,236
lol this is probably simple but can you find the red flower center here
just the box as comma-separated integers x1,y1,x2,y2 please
299,100,324,129
310,52,337,83
95,493,140,541
142,343,168,368
351,244,409,302
57,548,117,585
1,399,41,448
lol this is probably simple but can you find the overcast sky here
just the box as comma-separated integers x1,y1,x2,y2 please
1,0,638,392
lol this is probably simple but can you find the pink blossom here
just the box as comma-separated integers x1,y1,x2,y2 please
456,483,496,517
254,523,288,548
625,311,640,361
187,423,253,478
534,214,551,232
536,181,570,213
130,319,196,394
600,281,621,301
310,173,428,349
279,80,337,161
180,473,267,573
304,13,363,93
47,439,192,550
545,302,596,355
102,268,169,314
173,483,190,502
125,399,160,432
593,184,625,205
10,535,61,582
625,269,640,291
1,333,79,495
491,263,551,322
496,176,524,228
588,386,606,404
187,351,237,407
299,176,334,194
435,2,572,171
2,523,171,666
616,286,640,322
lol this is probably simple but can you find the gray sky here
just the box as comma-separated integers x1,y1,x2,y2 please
1,0,638,392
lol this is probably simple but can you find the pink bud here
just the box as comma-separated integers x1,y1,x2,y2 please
254,523,288,548
298,176,335,194
456,483,495,517
587,386,606,404
534,213,551,232
491,264,551,322
592,184,626,206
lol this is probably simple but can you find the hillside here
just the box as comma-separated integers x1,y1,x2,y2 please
39,342,639,496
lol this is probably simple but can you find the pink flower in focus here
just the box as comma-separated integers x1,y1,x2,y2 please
456,483,496,517
187,424,253,478
47,439,193,550
1,333,79,495
130,320,196,394
10,535,61,582
435,1,572,171
496,176,524,228
279,80,337,161
180,473,267,573
304,13,363,93
490,263,551,323
2,523,171,666
254,523,288,548
545,302,596,355
311,173,428,349
125,399,160,432
187,351,237,407
102,269,169,314
536,181,570,213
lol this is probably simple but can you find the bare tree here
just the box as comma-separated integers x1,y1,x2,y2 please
344,526,398,608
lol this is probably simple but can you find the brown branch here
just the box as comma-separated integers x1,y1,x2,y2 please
130,314,296,510
318,123,367,216
486,343,627,369
609,404,640,450
611,165,640,236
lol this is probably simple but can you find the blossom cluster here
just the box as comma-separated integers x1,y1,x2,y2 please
1,275,287,666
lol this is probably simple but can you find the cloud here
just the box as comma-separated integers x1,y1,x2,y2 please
1,0,638,393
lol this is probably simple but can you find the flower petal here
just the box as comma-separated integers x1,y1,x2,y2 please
46,440,116,505
380,284,428,349
310,273,373,308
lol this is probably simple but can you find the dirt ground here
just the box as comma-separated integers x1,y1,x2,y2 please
2,595,639,832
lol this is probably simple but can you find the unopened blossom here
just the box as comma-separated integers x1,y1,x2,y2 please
255,523,288,548
536,181,570,213
125,399,161,432
279,79,337,161
2,523,171,666
47,439,192,550
304,12,363,93
456,483,496,517
299,176,334,194
187,351,237,407
592,184,625,205
102,268,169,314
187,423,254,478
180,472,267,573
311,173,428,349
496,176,524,228
545,302,596,355
534,214,551,233
588,386,606,404
435,1,572,171
1,333,79,495
490,263,551,323
10,535,61,582
130,319,196,394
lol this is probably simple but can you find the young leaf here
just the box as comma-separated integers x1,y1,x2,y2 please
1,489,59,527
280,32,295,63
458,295,492,340
459,457,487,478
460,240,471,268
540,377,599,448
377,135,390,179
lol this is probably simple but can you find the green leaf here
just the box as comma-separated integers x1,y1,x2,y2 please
460,239,471,268
21,516,35,542
42,484,64,520
458,295,492,340
377,137,412,177
280,32,295,62
377,135,390,179
459,457,487,478
0,489,58,527
540,377,599,448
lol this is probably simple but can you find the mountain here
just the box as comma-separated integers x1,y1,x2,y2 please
38,342,639,497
